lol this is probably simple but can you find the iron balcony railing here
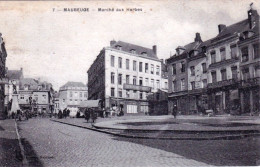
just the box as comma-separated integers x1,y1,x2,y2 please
207,78,240,89
123,83,151,92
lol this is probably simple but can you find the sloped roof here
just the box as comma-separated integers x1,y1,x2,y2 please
61,81,86,88
110,41,158,59
7,70,23,80
19,78,39,90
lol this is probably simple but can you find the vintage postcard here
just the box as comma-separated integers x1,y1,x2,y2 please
0,0,259,166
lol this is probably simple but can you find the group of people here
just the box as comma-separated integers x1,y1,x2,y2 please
57,108,70,119
84,108,97,123
9,109,32,121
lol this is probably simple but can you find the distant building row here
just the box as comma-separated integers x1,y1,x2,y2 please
88,7,259,115
167,8,260,115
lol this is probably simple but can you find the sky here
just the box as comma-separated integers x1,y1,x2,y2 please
0,0,259,90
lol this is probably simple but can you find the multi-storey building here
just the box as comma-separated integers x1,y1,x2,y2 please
238,8,260,114
0,33,8,119
58,81,88,111
5,68,24,107
167,33,202,115
187,39,210,113
206,7,259,115
88,40,166,114
18,78,53,113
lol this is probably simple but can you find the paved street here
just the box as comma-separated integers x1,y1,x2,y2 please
18,118,209,167
17,118,260,166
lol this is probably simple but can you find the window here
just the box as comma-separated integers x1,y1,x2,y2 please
211,71,217,83
20,96,24,99
133,76,136,85
253,44,260,59
221,69,227,81
241,47,249,62
145,63,149,73
172,64,176,75
191,81,195,90
230,45,237,59
111,88,115,97
172,81,176,92
126,90,130,98
202,63,207,73
165,82,168,89
242,68,250,80
181,79,185,91
118,74,122,85
156,66,160,75
133,61,137,71
133,90,137,99
84,93,87,98
255,65,260,77
156,80,160,89
151,79,154,88
126,59,130,69
139,62,143,72
80,92,82,97
126,75,130,84
181,62,185,73
141,52,147,56
145,78,149,86
130,49,136,54
139,77,143,86
111,72,115,84
140,92,143,99
70,92,73,97
116,45,122,50
220,47,226,61
118,89,122,98
118,57,122,68
231,66,238,80
151,64,154,74
202,79,207,88
211,51,216,64
190,66,195,76
111,55,115,67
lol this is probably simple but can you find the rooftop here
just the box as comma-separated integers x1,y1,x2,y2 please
109,40,158,59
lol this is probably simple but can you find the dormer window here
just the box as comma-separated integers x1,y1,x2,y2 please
130,49,136,54
116,45,122,50
176,46,185,56
141,52,147,56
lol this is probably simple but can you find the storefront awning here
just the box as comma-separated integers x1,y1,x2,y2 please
79,99,101,108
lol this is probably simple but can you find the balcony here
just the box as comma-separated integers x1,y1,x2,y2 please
207,79,239,89
209,58,239,69
240,77,260,88
0,78,8,84
123,83,151,92
188,88,207,95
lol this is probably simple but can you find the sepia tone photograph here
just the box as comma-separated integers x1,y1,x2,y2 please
0,0,260,166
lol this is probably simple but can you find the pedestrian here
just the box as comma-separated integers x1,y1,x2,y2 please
85,109,90,122
172,104,177,118
58,110,63,119
105,107,109,118
63,108,67,118
67,109,70,118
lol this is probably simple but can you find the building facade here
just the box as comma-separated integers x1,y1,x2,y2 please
166,7,259,116
0,33,8,119
18,78,54,113
58,82,88,111
238,8,260,114
88,40,167,114
167,33,202,115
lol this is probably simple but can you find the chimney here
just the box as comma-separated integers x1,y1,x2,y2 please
110,40,116,46
194,33,202,42
248,8,259,29
218,24,226,33
153,45,157,55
